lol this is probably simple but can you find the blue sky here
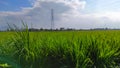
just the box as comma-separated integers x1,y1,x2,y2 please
1,0,120,12
0,0,32,11
0,0,120,29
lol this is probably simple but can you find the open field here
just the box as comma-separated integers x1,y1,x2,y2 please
0,30,120,68
0,32,13,41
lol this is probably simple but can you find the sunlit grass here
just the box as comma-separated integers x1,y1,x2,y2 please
1,29,120,68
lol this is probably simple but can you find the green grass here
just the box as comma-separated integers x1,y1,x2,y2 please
1,30,120,68
0,32,13,41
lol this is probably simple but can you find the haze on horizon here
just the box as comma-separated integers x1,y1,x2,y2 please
0,0,120,30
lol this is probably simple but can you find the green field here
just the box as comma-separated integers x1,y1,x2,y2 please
0,30,120,68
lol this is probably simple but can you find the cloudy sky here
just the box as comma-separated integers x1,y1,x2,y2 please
0,0,120,29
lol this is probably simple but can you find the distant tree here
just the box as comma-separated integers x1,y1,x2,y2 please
60,27,65,31
29,28,39,31
66,28,75,31
40,28,43,31
55,28,59,31
6,28,11,31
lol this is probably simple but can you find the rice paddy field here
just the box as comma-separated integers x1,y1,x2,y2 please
0,30,120,68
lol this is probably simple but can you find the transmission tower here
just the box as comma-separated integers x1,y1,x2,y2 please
51,9,54,30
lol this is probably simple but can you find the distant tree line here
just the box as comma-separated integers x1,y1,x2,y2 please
0,27,120,32
28,27,76,31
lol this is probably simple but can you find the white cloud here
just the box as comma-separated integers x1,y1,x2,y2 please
32,0,86,10
0,0,120,29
